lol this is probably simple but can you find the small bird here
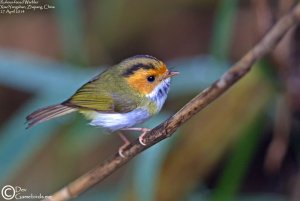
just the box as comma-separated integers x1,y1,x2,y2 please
26,55,179,157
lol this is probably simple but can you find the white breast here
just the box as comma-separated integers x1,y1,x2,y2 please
89,109,150,132
89,78,171,132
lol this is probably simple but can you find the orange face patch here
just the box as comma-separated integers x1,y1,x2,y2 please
125,64,168,95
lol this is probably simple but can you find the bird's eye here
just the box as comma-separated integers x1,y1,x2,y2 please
147,76,155,82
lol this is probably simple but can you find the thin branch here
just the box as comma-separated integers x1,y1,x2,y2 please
264,94,291,173
44,4,300,201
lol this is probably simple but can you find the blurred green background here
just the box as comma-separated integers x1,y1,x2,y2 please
1,0,300,201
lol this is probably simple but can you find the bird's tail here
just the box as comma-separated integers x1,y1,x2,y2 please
26,104,77,128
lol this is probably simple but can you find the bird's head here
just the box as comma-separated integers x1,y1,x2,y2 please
119,55,179,95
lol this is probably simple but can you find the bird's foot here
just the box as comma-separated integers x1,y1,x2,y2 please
138,129,151,146
118,133,130,158
121,127,151,146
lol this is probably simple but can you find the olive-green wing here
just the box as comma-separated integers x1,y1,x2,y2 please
110,92,139,113
64,80,114,112
64,78,138,113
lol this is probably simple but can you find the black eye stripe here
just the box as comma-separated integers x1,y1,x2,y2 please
147,76,155,82
122,63,155,77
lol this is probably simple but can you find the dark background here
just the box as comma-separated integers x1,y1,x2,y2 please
0,0,299,201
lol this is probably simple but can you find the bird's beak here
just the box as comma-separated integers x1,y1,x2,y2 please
165,71,179,79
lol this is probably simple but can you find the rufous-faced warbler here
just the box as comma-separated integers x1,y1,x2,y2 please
26,55,179,157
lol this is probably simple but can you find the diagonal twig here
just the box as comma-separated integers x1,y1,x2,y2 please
44,4,300,201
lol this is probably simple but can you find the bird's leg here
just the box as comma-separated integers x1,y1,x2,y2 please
121,127,151,146
117,132,131,158
138,129,151,146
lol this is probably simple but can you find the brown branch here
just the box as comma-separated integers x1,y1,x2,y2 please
44,4,300,201
264,94,291,173
253,0,300,174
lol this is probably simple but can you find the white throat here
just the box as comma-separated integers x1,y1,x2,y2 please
88,78,171,132
146,78,170,112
